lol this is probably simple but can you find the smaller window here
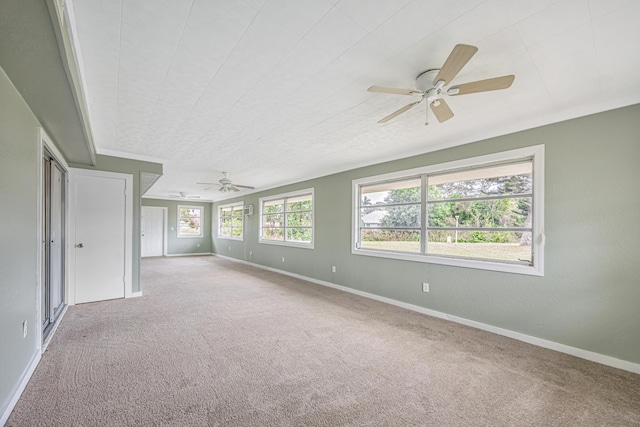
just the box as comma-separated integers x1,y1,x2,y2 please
259,188,314,249
218,202,244,240
178,205,203,238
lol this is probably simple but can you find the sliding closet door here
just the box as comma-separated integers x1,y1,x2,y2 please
42,150,66,339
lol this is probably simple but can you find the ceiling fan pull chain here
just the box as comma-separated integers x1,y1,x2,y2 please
425,103,430,126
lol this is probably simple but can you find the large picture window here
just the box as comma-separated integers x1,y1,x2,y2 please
353,146,544,275
218,202,244,240
178,205,203,237
259,188,314,248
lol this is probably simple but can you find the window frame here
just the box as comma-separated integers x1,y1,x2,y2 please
218,201,244,241
259,188,314,249
352,145,544,276
177,205,204,238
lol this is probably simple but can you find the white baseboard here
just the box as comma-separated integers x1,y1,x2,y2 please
165,252,212,257
1,351,41,426
213,254,640,375
130,291,143,298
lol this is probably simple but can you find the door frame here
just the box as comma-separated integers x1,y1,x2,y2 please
67,168,133,305
37,128,70,351
141,206,168,257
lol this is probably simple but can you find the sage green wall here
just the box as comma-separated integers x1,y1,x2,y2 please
0,67,43,419
69,155,163,293
213,104,640,366
142,199,212,255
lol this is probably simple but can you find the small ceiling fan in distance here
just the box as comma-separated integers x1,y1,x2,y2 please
368,44,515,125
197,172,255,193
169,191,200,199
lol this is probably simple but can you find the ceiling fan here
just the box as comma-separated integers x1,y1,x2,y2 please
169,192,200,199
197,172,255,193
368,44,515,126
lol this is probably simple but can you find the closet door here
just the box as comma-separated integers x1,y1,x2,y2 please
42,150,65,339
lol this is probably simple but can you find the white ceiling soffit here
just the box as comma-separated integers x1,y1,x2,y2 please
68,0,640,201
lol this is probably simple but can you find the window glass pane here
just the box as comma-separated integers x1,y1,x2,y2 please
428,162,532,201
263,199,284,214
360,229,421,253
180,226,200,236
232,207,243,216
232,228,243,237
286,194,312,212
263,227,284,241
220,208,232,217
221,217,232,227
180,208,201,218
286,212,312,227
262,213,284,227
260,190,313,246
232,217,243,227
360,206,420,229
220,227,231,236
360,178,421,206
286,228,312,242
179,207,202,236
427,231,531,262
427,198,531,228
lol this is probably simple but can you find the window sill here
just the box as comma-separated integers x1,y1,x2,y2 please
352,247,542,276
218,236,243,241
259,239,314,250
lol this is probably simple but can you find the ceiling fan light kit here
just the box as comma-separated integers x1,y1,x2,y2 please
368,44,515,126
197,172,255,194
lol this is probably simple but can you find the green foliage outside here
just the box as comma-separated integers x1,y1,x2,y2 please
219,206,243,237
262,197,312,242
179,208,201,235
362,173,532,246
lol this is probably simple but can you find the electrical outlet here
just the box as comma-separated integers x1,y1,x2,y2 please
331,266,336,273
23,320,27,338
197,243,200,247
422,283,429,293
282,257,285,262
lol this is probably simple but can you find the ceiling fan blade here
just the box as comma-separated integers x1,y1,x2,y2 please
433,44,478,87
368,85,420,96
196,182,217,185
430,99,454,123
230,185,241,192
378,101,422,123
447,75,515,96
234,184,255,190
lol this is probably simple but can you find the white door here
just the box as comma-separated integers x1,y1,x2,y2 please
141,206,165,257
73,171,130,304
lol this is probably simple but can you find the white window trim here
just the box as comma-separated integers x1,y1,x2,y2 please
177,205,204,238
352,145,544,276
218,201,244,241
259,187,315,249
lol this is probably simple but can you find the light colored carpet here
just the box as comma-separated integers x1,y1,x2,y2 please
8,255,640,426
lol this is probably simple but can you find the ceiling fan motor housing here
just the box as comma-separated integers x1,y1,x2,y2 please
416,69,440,93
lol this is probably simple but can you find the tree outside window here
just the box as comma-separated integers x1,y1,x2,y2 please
178,206,203,237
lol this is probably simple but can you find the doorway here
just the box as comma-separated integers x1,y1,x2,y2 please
141,206,167,257
42,148,66,339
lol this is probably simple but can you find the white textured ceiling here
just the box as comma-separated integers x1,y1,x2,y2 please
69,0,640,201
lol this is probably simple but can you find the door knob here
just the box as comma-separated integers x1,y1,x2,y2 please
76,243,84,248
